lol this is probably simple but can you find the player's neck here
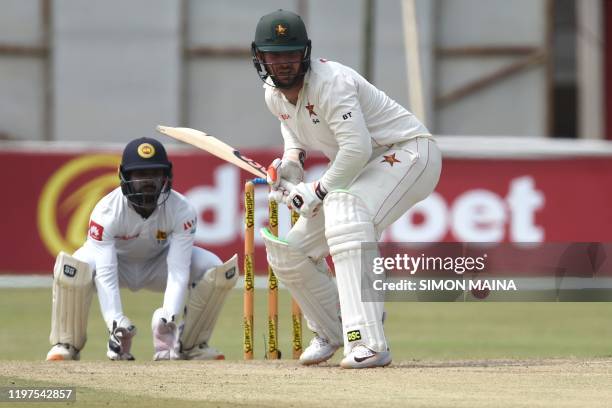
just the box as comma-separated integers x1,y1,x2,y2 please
132,205,155,219
279,78,304,105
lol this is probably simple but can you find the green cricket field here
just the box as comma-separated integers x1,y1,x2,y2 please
1,287,611,407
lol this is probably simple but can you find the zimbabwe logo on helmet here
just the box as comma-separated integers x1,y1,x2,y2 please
275,24,288,36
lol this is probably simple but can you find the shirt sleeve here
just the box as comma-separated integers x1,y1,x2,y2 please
265,85,307,153
162,201,197,318
318,73,372,191
87,206,123,331
281,122,306,152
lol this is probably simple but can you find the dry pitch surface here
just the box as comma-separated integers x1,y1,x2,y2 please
1,358,611,407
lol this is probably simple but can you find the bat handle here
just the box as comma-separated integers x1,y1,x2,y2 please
251,177,295,192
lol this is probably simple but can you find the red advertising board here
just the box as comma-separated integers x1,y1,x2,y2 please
1,146,612,273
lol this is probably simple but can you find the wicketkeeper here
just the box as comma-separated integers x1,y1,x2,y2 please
46,137,238,361
252,10,442,368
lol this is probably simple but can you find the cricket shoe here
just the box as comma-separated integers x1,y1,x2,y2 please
340,345,392,369
299,335,341,366
181,343,225,360
46,343,80,361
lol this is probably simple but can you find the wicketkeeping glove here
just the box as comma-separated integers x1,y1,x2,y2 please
107,316,137,361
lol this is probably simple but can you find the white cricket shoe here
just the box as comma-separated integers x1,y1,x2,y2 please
299,335,341,366
46,343,80,361
182,343,225,360
340,345,392,369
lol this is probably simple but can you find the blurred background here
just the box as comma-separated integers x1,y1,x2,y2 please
2,0,612,272
0,0,607,145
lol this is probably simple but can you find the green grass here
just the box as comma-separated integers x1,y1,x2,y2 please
1,288,611,361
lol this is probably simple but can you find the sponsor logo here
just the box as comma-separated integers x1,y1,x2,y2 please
346,330,362,342
183,219,196,234
269,201,278,228
354,354,376,363
244,255,254,291
279,113,290,121
245,191,255,228
88,220,104,241
63,265,77,277
292,314,303,352
342,112,352,120
268,317,278,354
268,269,278,290
232,150,267,176
38,154,121,258
292,195,304,209
115,233,139,240
243,316,253,354
182,166,545,247
137,143,155,158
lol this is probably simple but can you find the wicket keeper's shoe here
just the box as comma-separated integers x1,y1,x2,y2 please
340,345,392,369
299,335,341,365
46,343,80,361
182,342,225,360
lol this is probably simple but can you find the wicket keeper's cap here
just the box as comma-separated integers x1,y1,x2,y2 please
120,137,172,173
253,9,309,52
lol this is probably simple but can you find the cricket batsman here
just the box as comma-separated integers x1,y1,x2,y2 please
252,10,442,368
46,137,238,361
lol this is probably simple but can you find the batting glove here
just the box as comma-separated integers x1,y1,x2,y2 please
267,158,304,189
107,316,137,361
288,181,328,218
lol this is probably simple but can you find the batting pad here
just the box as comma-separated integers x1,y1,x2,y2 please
261,229,343,345
49,251,94,351
324,191,387,354
180,254,238,351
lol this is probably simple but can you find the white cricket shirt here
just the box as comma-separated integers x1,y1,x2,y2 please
264,58,432,191
84,187,197,326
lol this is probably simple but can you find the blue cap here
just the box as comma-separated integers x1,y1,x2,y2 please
120,137,172,173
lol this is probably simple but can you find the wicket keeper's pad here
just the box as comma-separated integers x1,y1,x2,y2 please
261,229,343,346
180,254,239,351
49,251,94,351
324,191,388,354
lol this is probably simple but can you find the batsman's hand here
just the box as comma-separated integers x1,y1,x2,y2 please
267,158,304,190
288,181,327,218
107,316,137,361
268,188,290,205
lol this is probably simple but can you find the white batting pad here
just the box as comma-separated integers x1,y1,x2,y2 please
49,251,94,351
180,254,238,351
261,229,342,345
324,191,387,354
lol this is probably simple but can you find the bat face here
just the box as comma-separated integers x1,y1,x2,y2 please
232,150,267,177
157,125,266,178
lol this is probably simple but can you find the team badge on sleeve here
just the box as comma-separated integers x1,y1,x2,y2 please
88,220,104,241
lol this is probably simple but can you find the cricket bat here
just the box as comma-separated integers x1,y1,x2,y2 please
156,125,268,178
